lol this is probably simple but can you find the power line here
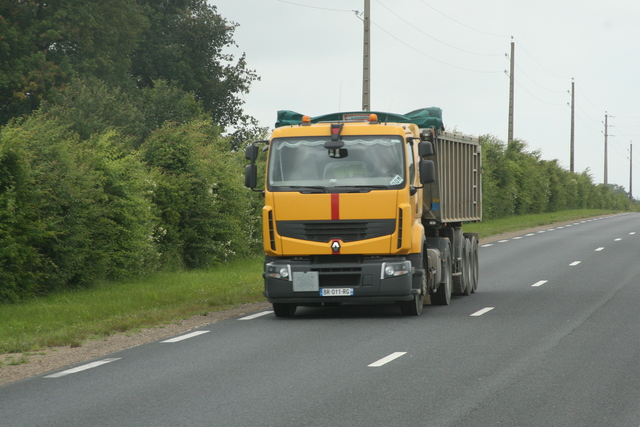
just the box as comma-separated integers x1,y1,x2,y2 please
511,75,566,107
416,0,508,38
370,19,503,74
377,0,503,57
514,63,567,95
276,0,355,13
512,37,571,81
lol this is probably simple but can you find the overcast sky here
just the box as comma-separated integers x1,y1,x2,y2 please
212,0,640,195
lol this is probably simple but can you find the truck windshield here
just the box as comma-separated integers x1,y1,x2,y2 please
267,135,405,191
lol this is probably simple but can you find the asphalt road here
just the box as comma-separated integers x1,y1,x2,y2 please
2,213,640,426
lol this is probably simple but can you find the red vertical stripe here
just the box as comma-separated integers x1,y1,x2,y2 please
331,193,340,220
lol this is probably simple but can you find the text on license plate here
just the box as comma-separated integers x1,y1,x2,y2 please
320,288,354,297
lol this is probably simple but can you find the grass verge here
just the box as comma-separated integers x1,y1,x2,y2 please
0,256,264,355
0,209,629,357
463,209,622,239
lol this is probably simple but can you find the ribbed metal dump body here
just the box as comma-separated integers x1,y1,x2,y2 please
422,131,482,223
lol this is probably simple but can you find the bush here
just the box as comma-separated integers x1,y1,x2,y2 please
479,134,630,219
0,115,156,301
140,120,259,269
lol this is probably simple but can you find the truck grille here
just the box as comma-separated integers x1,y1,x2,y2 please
277,219,395,243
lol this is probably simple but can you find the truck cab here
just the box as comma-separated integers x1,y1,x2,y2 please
246,108,480,317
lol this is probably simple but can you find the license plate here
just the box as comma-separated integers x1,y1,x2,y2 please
320,288,354,297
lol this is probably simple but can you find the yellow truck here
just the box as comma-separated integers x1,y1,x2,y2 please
245,108,481,317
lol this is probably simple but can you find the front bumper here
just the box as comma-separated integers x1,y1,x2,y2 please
263,256,414,304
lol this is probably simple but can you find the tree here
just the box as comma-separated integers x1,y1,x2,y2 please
140,119,259,269
130,0,261,140
0,0,148,125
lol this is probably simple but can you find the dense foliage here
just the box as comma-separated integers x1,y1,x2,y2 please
0,0,262,146
480,135,632,219
0,1,264,302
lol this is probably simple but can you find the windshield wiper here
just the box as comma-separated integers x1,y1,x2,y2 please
279,186,326,193
332,185,388,193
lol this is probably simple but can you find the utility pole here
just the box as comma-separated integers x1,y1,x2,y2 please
508,40,515,143
604,113,608,185
630,143,633,201
570,80,575,173
362,0,370,111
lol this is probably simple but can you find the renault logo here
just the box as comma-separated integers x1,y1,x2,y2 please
330,240,341,254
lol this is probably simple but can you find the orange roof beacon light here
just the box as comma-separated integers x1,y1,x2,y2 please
301,115,311,125
368,113,378,124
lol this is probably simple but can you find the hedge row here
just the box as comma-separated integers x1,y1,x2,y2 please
480,135,631,219
0,114,261,302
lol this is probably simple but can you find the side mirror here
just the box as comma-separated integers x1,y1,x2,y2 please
245,144,259,161
418,141,434,157
419,159,435,184
245,164,257,189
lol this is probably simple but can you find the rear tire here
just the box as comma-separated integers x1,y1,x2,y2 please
431,241,452,305
461,237,472,296
273,303,297,318
468,235,479,293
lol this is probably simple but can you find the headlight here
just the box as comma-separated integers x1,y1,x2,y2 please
266,263,292,281
381,261,412,279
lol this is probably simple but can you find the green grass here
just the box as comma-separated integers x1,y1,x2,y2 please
0,256,264,355
463,209,622,239
0,209,629,357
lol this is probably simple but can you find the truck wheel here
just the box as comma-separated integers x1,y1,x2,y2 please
431,241,452,305
273,303,297,318
469,235,479,293
399,292,424,316
461,237,472,296
401,251,426,316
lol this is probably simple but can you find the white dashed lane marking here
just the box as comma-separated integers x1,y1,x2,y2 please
238,311,273,320
470,307,495,317
532,280,548,287
45,358,121,378
161,331,209,343
368,352,407,367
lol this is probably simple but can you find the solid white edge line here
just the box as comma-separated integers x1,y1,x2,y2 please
44,358,121,378
239,311,274,320
161,330,209,343
569,261,581,266
368,352,407,367
532,280,548,287
470,307,494,317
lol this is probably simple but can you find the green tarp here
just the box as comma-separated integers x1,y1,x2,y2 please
275,107,445,130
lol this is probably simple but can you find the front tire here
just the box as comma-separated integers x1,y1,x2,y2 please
401,250,427,316
273,303,297,318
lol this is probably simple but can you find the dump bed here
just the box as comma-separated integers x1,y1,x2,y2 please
422,131,482,223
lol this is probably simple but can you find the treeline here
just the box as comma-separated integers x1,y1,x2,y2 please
0,83,263,303
0,1,265,302
480,135,632,219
